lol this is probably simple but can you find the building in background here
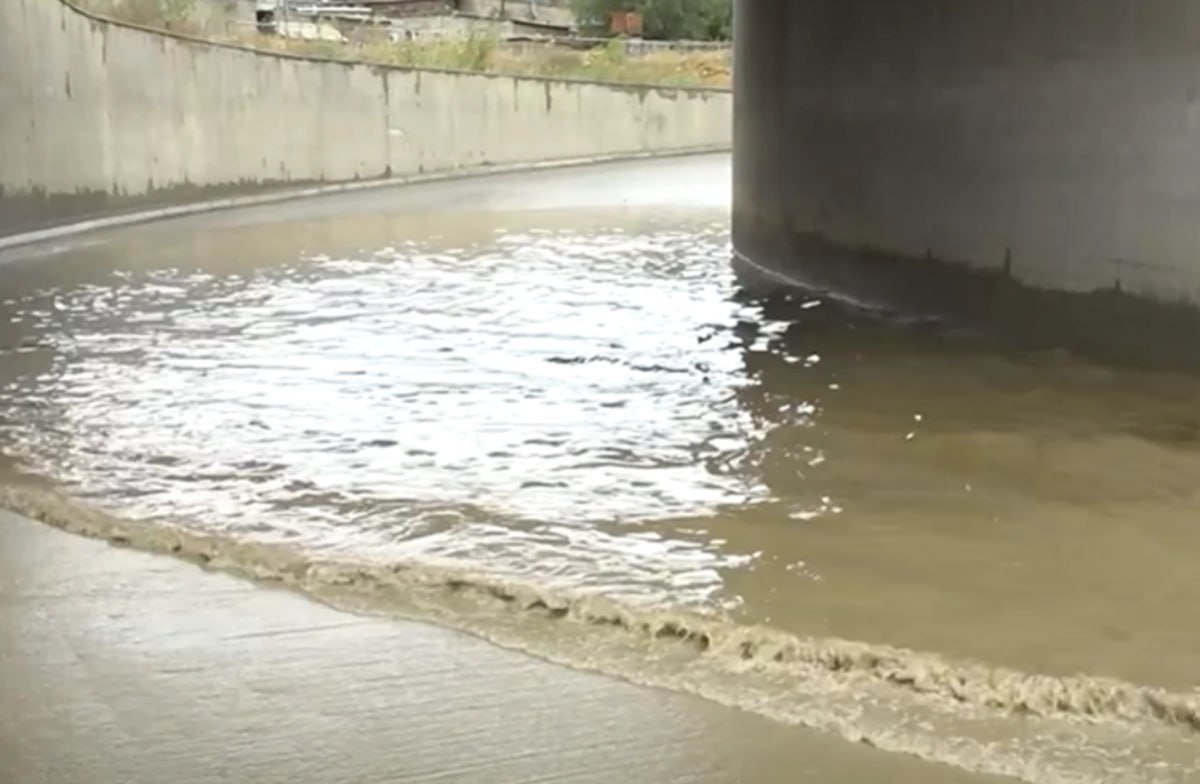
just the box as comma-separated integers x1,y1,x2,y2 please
252,0,576,41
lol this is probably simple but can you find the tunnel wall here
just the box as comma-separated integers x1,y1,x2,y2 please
0,0,731,238
733,0,1200,364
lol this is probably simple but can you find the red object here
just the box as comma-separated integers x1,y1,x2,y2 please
609,10,643,36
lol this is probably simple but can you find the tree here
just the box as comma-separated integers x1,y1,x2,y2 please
572,0,732,41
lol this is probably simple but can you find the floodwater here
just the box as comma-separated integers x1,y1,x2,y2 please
0,155,1197,783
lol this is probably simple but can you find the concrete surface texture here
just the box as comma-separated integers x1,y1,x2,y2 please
732,0,1200,361
0,0,730,236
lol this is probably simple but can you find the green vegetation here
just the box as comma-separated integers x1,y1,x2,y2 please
572,0,732,41
79,0,198,30
245,34,730,88
72,0,731,88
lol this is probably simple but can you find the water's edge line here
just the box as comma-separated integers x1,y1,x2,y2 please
3,485,1197,729
3,485,1199,784
0,147,730,253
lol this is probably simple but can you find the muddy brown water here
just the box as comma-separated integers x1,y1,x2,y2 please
0,155,1197,783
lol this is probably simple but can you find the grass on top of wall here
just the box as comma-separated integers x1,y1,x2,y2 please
244,35,731,88
72,0,730,89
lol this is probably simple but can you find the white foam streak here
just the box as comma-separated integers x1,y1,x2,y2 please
3,484,1198,784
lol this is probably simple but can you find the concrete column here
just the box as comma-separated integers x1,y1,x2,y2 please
732,0,1200,367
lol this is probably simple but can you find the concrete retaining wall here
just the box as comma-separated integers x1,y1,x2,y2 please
0,0,730,238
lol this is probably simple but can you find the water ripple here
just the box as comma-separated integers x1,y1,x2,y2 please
0,217,762,607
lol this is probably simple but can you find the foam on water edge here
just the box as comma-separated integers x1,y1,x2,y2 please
3,483,1198,784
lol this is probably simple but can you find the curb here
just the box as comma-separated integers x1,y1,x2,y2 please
0,147,730,253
